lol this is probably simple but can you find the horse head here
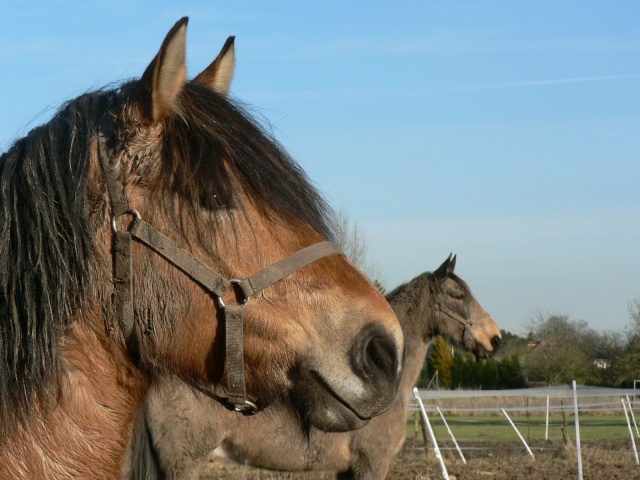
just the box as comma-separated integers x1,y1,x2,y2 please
90,18,403,431
428,255,502,358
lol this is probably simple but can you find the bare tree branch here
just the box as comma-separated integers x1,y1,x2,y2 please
333,210,385,290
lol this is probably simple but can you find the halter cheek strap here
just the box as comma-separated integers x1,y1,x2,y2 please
97,124,343,413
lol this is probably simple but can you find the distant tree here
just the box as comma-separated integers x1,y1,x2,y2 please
614,297,640,386
461,354,480,388
451,351,521,390
500,330,525,344
333,210,385,290
373,279,386,295
585,330,627,386
496,330,528,360
333,210,368,270
451,351,467,389
617,336,640,387
479,357,500,389
429,336,453,389
499,354,527,389
524,312,595,385
629,297,640,333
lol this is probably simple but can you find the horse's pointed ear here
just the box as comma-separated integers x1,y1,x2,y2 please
434,254,453,279
141,17,188,122
194,36,236,95
449,254,457,274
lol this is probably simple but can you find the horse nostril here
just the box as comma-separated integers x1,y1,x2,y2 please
351,324,400,389
491,335,502,351
366,335,397,380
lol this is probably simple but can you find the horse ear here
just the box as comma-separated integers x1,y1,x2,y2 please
434,253,455,279
194,36,236,95
141,17,188,122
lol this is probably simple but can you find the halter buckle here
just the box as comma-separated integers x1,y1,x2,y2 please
217,279,251,309
111,209,141,233
233,399,258,415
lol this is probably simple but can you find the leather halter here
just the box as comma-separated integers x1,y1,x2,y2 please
97,117,343,413
434,302,488,346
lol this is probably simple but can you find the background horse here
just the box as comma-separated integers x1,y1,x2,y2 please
127,255,502,479
0,18,403,479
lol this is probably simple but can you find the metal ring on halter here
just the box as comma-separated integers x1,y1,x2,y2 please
217,279,251,309
111,209,141,233
234,399,258,414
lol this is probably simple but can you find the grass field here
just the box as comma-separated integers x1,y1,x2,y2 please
406,411,636,443
199,411,639,479
198,393,640,478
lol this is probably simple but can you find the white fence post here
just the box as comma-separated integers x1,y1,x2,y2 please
436,406,466,464
501,408,535,459
545,394,550,441
572,381,583,480
413,388,449,480
622,398,639,465
626,395,640,439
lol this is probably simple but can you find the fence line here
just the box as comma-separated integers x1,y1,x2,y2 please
409,386,639,415
413,385,638,399
405,384,639,479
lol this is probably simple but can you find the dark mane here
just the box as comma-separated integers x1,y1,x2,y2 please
385,274,428,304
0,79,334,423
146,82,334,243
0,91,108,422
385,270,471,320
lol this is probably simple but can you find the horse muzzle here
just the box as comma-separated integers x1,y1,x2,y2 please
292,322,403,432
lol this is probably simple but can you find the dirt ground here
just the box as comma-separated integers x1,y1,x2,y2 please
198,439,640,480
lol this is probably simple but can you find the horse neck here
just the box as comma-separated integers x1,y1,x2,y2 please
388,276,436,399
0,319,147,480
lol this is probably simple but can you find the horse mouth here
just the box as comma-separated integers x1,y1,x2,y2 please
473,339,500,360
311,370,371,418
295,369,372,432
475,348,490,360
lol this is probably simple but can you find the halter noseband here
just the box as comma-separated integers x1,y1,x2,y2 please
97,120,343,413
434,302,488,344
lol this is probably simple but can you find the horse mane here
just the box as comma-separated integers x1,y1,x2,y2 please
0,91,108,423
143,82,334,243
385,270,471,323
385,274,427,304
0,79,335,425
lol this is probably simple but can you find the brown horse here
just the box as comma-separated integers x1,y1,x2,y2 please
0,18,404,479
127,255,502,479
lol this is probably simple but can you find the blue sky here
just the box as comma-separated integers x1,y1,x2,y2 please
1,1,639,335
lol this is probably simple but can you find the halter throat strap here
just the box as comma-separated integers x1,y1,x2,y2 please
97,124,343,413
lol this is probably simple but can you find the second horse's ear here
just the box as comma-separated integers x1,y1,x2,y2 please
449,254,457,274
194,36,236,95
434,253,456,278
140,17,188,122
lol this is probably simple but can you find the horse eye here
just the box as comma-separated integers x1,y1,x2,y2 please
449,290,465,300
199,192,234,212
